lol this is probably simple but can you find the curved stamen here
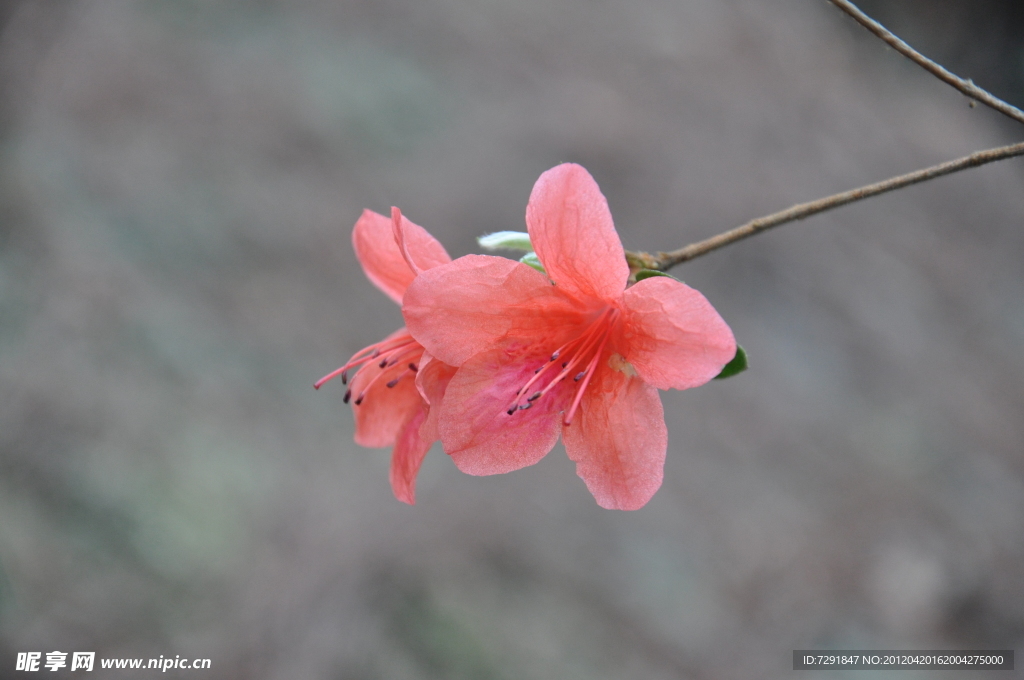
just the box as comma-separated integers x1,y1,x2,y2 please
354,362,405,404
505,307,618,415
315,333,417,390
563,317,615,425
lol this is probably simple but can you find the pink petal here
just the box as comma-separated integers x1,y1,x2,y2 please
414,351,457,445
438,347,573,475
403,255,584,367
350,348,426,448
352,210,413,305
527,164,629,302
391,206,451,275
351,209,449,304
389,407,431,505
621,276,736,391
562,364,666,510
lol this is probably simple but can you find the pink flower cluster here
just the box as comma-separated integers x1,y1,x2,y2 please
318,164,735,510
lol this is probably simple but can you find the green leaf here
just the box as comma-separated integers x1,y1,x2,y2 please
714,345,748,380
634,269,679,282
519,252,546,274
478,231,533,251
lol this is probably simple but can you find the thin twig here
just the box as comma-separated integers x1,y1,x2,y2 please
631,141,1024,270
829,0,1024,127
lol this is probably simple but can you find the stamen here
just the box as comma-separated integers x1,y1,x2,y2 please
354,392,365,406
386,377,401,388
343,389,351,404
408,363,418,372
314,332,418,390
383,345,420,369
534,309,612,400
564,312,616,425
314,365,347,390
505,307,618,416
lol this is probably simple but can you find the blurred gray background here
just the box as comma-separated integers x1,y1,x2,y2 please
1,0,1022,678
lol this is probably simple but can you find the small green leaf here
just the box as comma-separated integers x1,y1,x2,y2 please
478,231,533,251
519,252,546,274
634,269,679,282
714,345,747,380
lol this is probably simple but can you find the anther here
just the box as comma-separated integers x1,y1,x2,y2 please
534,366,543,374
506,406,516,415
386,377,400,388
561,362,568,368
528,391,542,402
550,351,560,361
519,403,533,410
379,358,388,368
408,363,418,372
354,392,365,406
341,371,348,385
343,389,351,404
574,371,586,382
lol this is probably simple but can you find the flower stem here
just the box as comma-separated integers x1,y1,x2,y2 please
635,141,1024,271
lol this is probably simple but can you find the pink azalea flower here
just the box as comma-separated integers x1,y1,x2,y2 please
316,208,456,504
403,164,736,510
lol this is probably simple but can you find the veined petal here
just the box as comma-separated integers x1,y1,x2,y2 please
621,276,736,391
404,255,584,367
414,351,457,445
392,206,451,275
527,164,629,301
562,365,666,510
351,351,425,448
352,210,413,304
352,209,449,304
390,408,431,505
438,347,572,475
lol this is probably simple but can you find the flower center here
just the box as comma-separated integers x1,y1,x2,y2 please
506,307,619,425
315,330,421,405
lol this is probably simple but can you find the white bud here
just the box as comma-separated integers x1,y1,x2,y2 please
477,231,533,251
519,251,546,273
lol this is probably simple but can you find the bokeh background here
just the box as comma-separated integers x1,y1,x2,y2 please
1,0,1023,678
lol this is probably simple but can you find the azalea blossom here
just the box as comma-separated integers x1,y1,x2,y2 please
403,164,736,510
315,208,455,504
